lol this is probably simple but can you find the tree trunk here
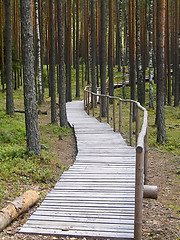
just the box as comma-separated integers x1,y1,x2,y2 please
49,0,57,124
156,0,166,143
108,0,114,101
100,0,107,117
149,0,154,108
76,0,80,98
57,0,68,127
73,0,76,69
0,0,4,92
118,0,122,72
5,0,14,115
20,0,41,154
136,0,144,105
35,0,43,105
90,0,96,107
174,0,179,106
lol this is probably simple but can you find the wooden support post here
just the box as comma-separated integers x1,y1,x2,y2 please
87,91,90,115
92,94,95,117
130,102,133,146
107,96,109,124
119,100,122,133
134,146,144,240
113,98,116,132
99,96,102,122
144,126,149,184
84,91,86,110
136,106,140,145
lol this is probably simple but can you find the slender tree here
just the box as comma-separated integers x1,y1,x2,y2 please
49,0,57,123
20,0,41,154
100,0,107,117
76,0,80,97
149,0,154,108
35,0,43,105
0,0,4,92
73,0,76,69
57,0,68,127
156,0,166,142
108,0,114,100
136,0,144,105
5,0,14,115
174,0,179,106
90,0,96,106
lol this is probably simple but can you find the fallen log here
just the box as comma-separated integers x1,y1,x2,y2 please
143,185,158,199
0,190,40,232
15,109,47,115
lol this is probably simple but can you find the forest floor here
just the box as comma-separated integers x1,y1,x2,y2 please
0,100,180,240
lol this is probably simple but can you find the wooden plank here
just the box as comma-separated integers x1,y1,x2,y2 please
19,227,134,239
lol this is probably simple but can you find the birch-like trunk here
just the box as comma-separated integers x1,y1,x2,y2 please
149,0,154,108
35,0,43,105
136,0,144,105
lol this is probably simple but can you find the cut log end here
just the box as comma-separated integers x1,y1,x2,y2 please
143,185,158,199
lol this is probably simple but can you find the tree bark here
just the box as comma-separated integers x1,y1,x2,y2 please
49,0,57,124
76,0,80,98
100,0,107,117
108,0,114,101
149,0,154,108
156,0,166,143
5,0,14,115
136,0,144,105
0,190,39,232
20,0,41,154
174,0,179,106
90,0,96,107
35,0,43,105
57,0,68,127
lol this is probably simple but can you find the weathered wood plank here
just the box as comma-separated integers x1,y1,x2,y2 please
20,101,136,239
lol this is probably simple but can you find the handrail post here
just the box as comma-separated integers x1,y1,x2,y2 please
136,106,140,145
113,98,116,132
130,102,133,146
87,91,90,115
107,96,109,124
99,95,102,122
84,91,86,110
134,146,144,240
119,100,122,133
144,126,149,185
92,94,95,117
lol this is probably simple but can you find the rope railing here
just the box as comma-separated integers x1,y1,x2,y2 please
84,86,149,240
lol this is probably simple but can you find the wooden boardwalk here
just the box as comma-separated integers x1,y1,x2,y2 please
20,101,136,239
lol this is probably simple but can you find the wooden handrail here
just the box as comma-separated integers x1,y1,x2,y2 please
84,86,148,240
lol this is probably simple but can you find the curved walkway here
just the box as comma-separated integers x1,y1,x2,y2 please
20,101,136,239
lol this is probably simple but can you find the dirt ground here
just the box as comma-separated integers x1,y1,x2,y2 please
0,103,179,240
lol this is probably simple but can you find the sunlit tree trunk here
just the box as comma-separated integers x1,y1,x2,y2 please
20,0,41,155
149,0,154,108
5,0,14,115
156,0,166,142
73,0,76,69
166,0,171,106
35,0,43,105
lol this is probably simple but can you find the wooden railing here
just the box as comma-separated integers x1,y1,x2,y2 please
84,86,149,240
